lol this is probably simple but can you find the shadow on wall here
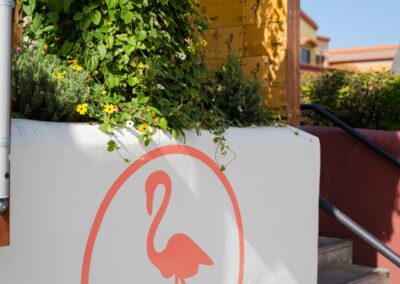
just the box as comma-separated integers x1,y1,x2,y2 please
304,126,400,284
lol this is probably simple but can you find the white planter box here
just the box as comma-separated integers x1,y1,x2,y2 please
0,119,320,284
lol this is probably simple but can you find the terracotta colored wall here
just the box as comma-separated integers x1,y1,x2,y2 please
304,126,400,283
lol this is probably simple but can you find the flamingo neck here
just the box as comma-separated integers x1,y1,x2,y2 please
147,182,171,259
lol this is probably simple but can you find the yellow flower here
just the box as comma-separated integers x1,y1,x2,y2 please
72,64,83,71
76,103,88,115
54,71,67,80
104,104,115,114
68,59,78,65
138,124,150,133
200,39,208,47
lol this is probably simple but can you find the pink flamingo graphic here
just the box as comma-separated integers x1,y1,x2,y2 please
145,170,214,284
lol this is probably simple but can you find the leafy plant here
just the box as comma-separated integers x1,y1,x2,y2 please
301,71,400,130
12,46,99,122
19,0,280,165
21,0,213,143
201,56,276,127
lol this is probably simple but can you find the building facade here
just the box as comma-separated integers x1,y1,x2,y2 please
329,44,400,72
392,47,400,74
300,11,399,73
299,11,330,74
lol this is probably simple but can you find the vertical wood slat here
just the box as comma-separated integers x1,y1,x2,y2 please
0,208,9,246
13,3,23,48
286,0,300,126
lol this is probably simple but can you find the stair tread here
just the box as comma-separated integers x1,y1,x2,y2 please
319,236,353,253
318,264,389,284
318,236,353,274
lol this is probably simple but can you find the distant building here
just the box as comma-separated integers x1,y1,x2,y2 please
300,11,399,74
329,44,400,72
300,11,330,74
391,46,400,74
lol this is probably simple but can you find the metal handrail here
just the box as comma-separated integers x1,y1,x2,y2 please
301,103,400,267
301,103,400,167
320,197,400,267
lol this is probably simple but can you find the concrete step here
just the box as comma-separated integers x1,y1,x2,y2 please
319,236,353,274
318,264,390,284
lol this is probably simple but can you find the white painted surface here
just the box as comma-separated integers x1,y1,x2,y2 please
0,119,320,284
0,0,14,199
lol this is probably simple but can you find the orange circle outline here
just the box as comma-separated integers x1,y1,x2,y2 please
81,145,244,284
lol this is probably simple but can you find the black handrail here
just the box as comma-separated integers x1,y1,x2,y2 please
301,103,400,267
301,103,400,167
320,197,400,267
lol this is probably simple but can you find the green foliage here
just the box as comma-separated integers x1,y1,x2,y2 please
19,0,279,160
201,56,277,127
301,71,400,130
12,46,99,122
22,0,213,141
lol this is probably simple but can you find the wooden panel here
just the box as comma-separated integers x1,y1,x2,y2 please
242,56,269,86
205,58,226,70
204,29,219,59
265,21,287,87
217,26,243,58
268,0,287,22
243,0,269,25
13,5,23,48
201,0,291,115
266,21,287,52
199,0,243,28
268,58,286,86
243,22,286,57
242,24,269,56
286,0,300,126
264,85,286,108
0,208,9,246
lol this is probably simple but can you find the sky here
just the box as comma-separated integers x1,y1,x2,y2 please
301,0,400,49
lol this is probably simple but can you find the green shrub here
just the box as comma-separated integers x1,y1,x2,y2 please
301,71,400,130
19,0,280,159
12,46,99,122
21,0,216,143
201,56,276,127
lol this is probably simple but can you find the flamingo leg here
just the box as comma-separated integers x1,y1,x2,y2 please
175,276,178,284
181,278,186,284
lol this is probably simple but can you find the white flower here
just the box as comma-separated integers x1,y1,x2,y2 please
23,36,30,43
157,84,165,90
22,16,32,27
125,120,135,128
28,40,37,51
185,38,193,45
176,52,187,61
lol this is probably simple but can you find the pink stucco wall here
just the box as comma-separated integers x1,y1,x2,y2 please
304,126,400,283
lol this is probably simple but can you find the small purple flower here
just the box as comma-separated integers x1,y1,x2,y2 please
15,47,22,53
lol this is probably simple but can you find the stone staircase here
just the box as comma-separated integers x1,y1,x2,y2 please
318,237,390,284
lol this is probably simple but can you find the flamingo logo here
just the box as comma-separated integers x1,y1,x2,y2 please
81,145,244,284
146,170,214,284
